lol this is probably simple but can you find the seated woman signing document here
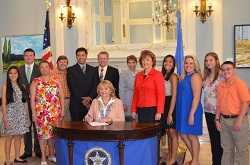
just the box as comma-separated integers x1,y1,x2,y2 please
84,80,125,124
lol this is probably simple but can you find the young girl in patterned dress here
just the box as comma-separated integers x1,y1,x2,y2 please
2,66,30,165
30,61,64,165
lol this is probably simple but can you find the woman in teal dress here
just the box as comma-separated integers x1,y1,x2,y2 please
176,55,203,165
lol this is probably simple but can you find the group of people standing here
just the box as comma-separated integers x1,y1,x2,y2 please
129,51,203,165
1,47,122,165
122,50,249,165
1,48,66,165
1,47,249,165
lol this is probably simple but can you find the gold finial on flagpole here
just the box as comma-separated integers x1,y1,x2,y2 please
44,0,51,10
177,0,180,10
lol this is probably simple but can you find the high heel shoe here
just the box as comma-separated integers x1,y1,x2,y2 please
14,158,27,163
172,161,178,165
160,162,166,165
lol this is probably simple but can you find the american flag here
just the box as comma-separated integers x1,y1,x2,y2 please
42,10,53,68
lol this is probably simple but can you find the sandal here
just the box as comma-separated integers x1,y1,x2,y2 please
41,161,48,165
185,160,192,165
4,161,13,165
48,156,56,163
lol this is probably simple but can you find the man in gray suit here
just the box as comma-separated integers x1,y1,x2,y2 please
19,48,41,159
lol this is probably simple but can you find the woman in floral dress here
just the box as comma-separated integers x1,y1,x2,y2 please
30,61,64,165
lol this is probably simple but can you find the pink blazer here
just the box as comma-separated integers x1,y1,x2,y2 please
85,98,125,122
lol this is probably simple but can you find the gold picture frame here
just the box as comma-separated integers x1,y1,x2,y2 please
234,24,250,68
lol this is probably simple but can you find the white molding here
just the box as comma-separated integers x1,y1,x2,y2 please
212,0,224,61
87,42,178,59
52,0,199,63
75,0,89,48
182,0,197,56
51,0,65,60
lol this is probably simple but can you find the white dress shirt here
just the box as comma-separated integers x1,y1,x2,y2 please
25,63,34,82
98,65,108,79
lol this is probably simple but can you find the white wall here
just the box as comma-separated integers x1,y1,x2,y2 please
0,0,45,36
196,19,213,70
0,0,46,85
195,0,224,70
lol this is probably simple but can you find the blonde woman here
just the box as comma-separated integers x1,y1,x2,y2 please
176,55,203,165
84,80,125,123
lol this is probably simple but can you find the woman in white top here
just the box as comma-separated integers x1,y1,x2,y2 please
161,55,178,165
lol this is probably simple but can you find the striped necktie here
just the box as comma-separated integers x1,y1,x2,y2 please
99,68,104,80
82,65,86,74
26,66,31,83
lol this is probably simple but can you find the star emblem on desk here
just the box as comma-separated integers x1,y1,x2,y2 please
89,151,106,165
85,147,112,165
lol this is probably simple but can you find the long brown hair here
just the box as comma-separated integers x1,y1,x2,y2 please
6,66,27,104
203,52,220,83
161,55,176,81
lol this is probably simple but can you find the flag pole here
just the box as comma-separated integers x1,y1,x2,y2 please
42,0,53,68
175,8,184,76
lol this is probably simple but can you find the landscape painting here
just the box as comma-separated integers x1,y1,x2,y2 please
1,34,43,71
234,24,250,68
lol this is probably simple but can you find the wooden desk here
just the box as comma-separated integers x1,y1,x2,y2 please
53,121,161,165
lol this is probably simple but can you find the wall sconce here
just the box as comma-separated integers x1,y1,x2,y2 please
59,0,76,28
193,0,213,23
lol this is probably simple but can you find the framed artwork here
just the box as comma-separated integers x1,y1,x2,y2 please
1,34,43,71
234,24,250,68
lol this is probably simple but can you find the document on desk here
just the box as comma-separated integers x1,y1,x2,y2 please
88,121,109,126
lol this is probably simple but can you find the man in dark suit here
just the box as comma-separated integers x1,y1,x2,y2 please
67,47,98,121
95,51,119,97
19,48,41,159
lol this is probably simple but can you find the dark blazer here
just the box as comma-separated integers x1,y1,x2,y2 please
67,63,98,121
19,64,41,92
19,64,40,124
95,65,120,97
19,64,41,155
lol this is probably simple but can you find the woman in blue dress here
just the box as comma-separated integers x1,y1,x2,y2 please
176,55,203,165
